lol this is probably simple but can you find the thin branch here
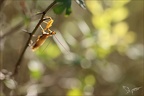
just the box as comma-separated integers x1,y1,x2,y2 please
12,0,57,76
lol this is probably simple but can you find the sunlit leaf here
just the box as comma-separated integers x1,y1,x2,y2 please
84,75,96,86
67,88,82,96
112,0,131,7
95,45,112,59
112,22,128,37
86,0,103,15
112,7,128,22
30,71,42,80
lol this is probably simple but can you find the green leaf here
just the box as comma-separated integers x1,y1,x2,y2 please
56,0,67,2
53,4,66,14
65,0,71,7
65,0,72,15
53,0,72,15
65,7,72,16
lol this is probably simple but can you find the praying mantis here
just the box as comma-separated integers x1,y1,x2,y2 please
31,16,56,51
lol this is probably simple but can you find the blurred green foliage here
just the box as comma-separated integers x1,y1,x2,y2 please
0,0,143,96
86,0,135,58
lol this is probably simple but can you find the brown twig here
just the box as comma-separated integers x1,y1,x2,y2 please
12,0,57,76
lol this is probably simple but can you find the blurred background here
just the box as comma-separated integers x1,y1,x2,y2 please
0,0,143,96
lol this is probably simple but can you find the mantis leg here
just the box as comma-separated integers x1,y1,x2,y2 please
43,18,54,30
40,25,46,34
